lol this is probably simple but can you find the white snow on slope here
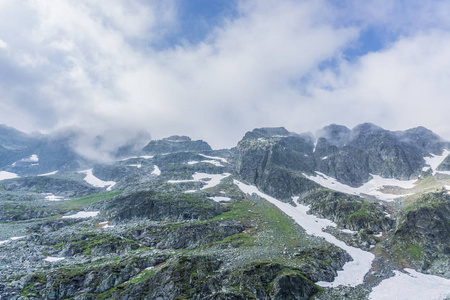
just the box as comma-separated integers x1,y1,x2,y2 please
62,211,100,219
369,268,450,300
424,150,450,175
188,160,224,167
208,196,232,203
140,155,154,159
199,154,228,163
78,169,116,191
445,186,450,195
0,236,26,245
303,172,416,201
44,193,64,201
152,165,161,175
44,257,65,262
99,221,115,229
0,171,19,180
168,173,231,191
38,170,58,176
29,154,39,162
234,180,374,287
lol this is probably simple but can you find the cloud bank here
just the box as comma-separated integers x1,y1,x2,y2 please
0,0,449,148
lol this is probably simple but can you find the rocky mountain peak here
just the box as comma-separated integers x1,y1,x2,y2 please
142,135,211,155
316,124,351,148
242,127,294,140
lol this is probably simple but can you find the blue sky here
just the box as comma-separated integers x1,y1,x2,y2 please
0,0,449,149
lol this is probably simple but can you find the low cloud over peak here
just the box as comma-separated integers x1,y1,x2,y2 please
0,0,449,149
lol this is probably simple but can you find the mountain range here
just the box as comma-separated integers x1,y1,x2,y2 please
0,123,449,299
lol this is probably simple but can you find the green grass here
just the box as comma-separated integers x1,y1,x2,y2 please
57,191,122,210
405,244,423,260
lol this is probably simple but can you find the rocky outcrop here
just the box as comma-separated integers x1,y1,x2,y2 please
106,190,223,222
142,135,212,155
390,191,450,276
127,220,245,250
234,127,318,199
107,256,319,300
0,176,99,197
299,190,393,232
235,124,448,193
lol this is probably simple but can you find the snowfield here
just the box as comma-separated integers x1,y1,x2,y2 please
233,180,375,287
44,257,65,262
0,171,19,181
151,165,161,175
78,169,116,191
38,170,58,176
369,268,450,300
303,172,416,201
208,196,232,203
168,173,231,191
424,150,450,175
198,154,228,163
44,193,64,201
62,211,100,219
0,236,26,245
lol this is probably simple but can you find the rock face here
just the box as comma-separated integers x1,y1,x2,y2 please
299,190,393,232
234,127,318,199
106,190,223,222
142,135,212,155
106,256,319,300
390,191,450,276
235,124,447,193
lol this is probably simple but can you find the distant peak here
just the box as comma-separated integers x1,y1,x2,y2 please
243,127,294,140
163,135,192,142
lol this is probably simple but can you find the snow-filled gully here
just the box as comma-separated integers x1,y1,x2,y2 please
234,180,374,288
233,180,450,298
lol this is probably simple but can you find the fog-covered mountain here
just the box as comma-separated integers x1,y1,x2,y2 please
1,123,450,299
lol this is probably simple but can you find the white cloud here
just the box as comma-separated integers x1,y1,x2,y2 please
0,0,449,149
304,30,450,140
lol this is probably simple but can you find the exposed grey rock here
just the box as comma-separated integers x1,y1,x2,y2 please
142,135,212,155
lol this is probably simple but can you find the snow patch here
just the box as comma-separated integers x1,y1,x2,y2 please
321,156,328,160
62,211,100,219
303,172,416,201
99,221,114,229
44,257,65,262
341,229,357,234
369,268,450,300
29,154,39,162
198,154,228,164
44,193,64,201
0,236,26,245
38,171,58,176
234,180,375,287
152,165,161,175
78,169,116,191
169,173,231,191
424,150,450,175
208,196,232,203
0,171,19,181
140,155,154,159
201,160,224,167
374,232,383,237
187,161,199,165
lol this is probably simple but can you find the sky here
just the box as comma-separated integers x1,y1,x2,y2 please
0,0,450,149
